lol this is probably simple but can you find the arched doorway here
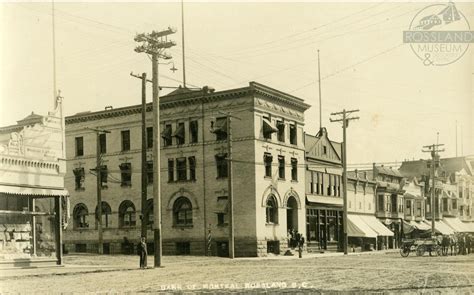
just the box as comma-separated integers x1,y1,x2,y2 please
286,196,298,233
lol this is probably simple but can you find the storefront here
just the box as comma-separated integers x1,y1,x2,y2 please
0,99,68,267
306,206,343,252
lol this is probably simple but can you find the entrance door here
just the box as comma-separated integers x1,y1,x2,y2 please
286,197,298,232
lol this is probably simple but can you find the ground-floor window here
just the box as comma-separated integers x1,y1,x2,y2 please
267,241,280,254
305,208,343,251
75,244,87,252
176,242,190,255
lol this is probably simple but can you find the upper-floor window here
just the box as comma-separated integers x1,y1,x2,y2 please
189,120,198,143
121,130,130,151
278,156,285,179
73,168,85,191
276,121,285,142
176,157,187,181
174,122,185,145
291,158,298,181
168,159,174,182
406,200,412,215
99,133,107,154
416,201,422,216
146,127,153,148
73,203,89,229
75,137,84,156
289,124,297,145
215,154,228,178
443,198,449,212
262,117,277,140
323,145,327,155
189,156,196,181
100,165,108,188
452,199,457,210
214,117,228,141
146,161,153,184
119,163,132,187
377,194,384,211
162,124,172,147
264,153,272,177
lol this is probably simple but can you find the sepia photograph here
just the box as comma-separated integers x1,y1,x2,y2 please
0,0,473,293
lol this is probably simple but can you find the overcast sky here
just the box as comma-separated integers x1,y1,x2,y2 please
1,1,473,168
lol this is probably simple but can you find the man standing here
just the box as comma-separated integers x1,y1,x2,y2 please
137,236,148,269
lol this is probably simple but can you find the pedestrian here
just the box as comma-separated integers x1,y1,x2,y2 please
466,234,471,255
137,236,147,269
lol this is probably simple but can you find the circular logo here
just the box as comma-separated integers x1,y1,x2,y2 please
406,3,470,66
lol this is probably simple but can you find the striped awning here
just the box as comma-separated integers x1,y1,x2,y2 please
0,184,69,198
347,214,378,238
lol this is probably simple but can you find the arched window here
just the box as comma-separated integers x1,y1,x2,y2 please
266,195,278,224
73,203,89,229
173,197,193,226
119,200,136,228
95,201,112,228
144,199,154,229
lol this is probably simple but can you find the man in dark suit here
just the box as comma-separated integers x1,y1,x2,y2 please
137,237,147,269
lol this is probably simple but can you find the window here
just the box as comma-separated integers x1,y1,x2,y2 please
100,165,108,188
73,203,89,229
189,120,198,143
291,158,298,181
217,213,226,226
443,198,449,212
289,124,297,145
174,122,185,145
214,117,228,141
162,124,172,147
216,154,228,178
278,156,285,179
378,194,384,211
323,145,327,155
416,201,422,216
119,200,136,228
176,242,191,255
452,199,457,210
176,157,187,181
189,156,196,181
390,194,398,213
406,200,412,215
266,195,278,224
75,137,84,156
262,117,277,140
276,121,285,142
146,161,153,184
174,197,193,226
264,153,272,177
99,133,107,154
216,196,228,226
73,168,85,191
95,201,112,228
119,163,132,187
121,130,130,151
168,159,174,182
146,127,153,148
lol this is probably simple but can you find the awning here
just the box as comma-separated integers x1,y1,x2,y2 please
0,184,69,198
403,220,431,234
262,118,278,134
161,126,172,139
423,220,455,235
443,217,471,233
172,124,185,139
461,222,474,233
214,198,228,213
347,214,378,238
213,118,227,133
359,215,394,236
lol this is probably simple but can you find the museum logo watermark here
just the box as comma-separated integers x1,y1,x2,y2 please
403,2,473,66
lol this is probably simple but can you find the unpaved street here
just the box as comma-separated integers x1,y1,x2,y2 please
1,252,473,293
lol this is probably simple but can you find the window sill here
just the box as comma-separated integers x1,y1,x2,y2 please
173,225,193,229
216,177,228,180
264,176,272,180
168,179,197,184
75,188,85,192
291,180,298,183
278,178,286,181
121,184,132,188
217,223,228,227
265,222,279,226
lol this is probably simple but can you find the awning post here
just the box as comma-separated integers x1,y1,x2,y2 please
54,196,63,265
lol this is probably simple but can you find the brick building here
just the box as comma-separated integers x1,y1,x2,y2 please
63,82,310,257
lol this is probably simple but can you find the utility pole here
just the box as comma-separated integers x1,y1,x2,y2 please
211,112,240,258
135,28,176,268
330,109,359,255
422,142,444,236
317,49,322,131
181,0,187,88
130,72,149,239
88,127,110,254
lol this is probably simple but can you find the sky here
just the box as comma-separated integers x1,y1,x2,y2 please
1,1,473,168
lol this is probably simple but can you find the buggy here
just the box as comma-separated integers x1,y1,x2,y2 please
400,238,442,257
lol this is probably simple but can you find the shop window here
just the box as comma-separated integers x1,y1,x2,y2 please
176,157,187,181
75,137,84,156
278,156,285,179
266,195,278,224
146,127,153,148
73,203,89,229
189,156,196,181
119,200,136,228
73,168,85,191
119,163,132,187
189,120,198,143
264,153,272,177
215,154,228,178
174,197,193,226
121,130,130,151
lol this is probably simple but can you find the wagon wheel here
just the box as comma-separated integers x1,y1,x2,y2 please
416,245,425,256
435,245,442,256
400,246,410,257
